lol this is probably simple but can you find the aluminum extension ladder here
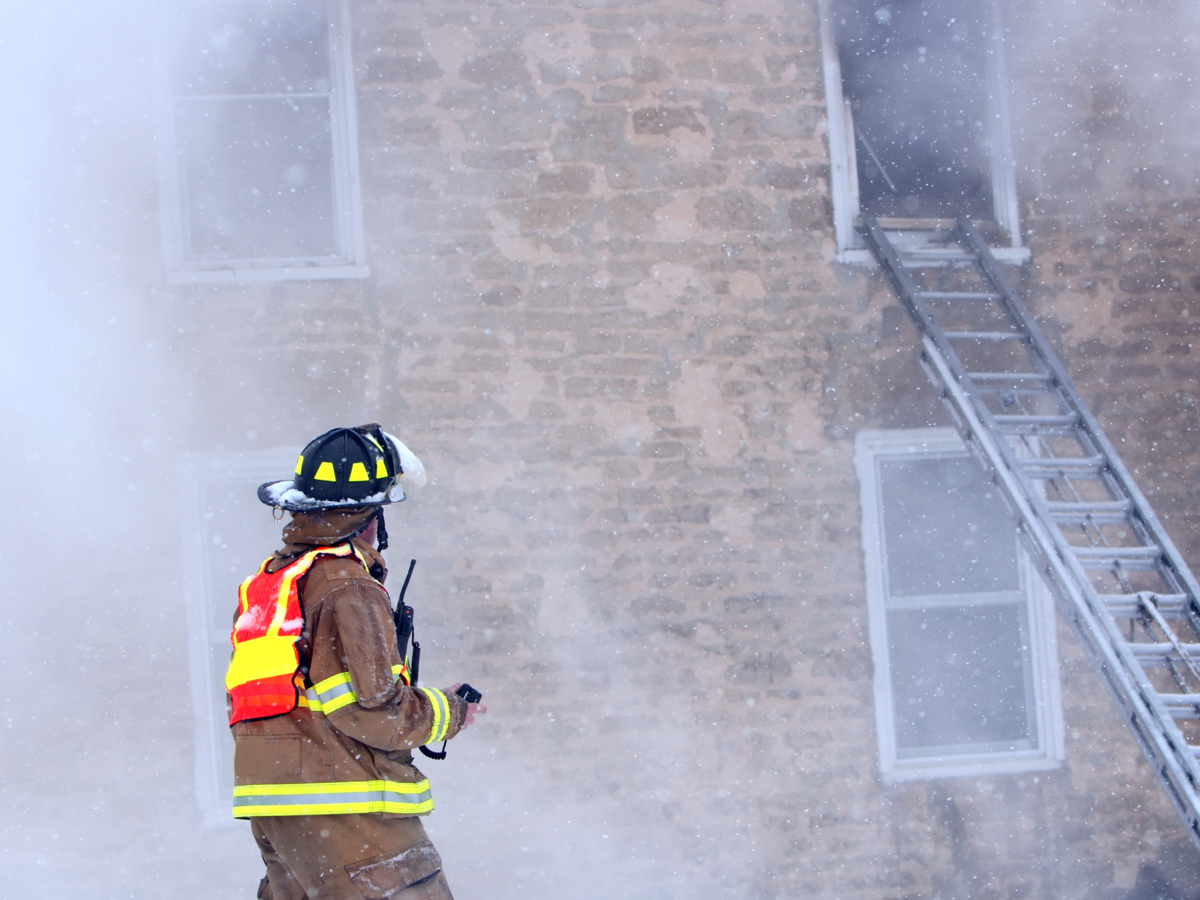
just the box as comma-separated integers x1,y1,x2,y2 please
861,215,1200,849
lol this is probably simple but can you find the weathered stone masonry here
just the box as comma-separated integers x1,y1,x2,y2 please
164,0,1200,896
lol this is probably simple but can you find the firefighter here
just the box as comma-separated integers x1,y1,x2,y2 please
226,424,485,900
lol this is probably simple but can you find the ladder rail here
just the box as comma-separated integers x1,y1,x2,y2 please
862,215,1200,848
922,338,1200,844
956,219,1200,613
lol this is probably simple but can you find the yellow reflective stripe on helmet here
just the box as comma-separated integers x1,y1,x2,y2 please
232,779,433,818
419,687,450,744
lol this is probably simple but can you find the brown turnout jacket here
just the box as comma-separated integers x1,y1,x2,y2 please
231,508,466,816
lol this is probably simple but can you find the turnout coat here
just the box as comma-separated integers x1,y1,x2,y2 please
230,507,467,819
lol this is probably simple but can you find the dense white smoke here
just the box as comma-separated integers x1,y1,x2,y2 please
4,1,1200,898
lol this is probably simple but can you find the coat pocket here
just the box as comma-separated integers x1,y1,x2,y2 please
345,839,443,899
233,735,302,783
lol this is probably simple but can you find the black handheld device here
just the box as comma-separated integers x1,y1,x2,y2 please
455,683,483,704
418,683,484,761
393,559,420,683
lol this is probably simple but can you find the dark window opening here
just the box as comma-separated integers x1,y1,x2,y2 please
835,0,993,219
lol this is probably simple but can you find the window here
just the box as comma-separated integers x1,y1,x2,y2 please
818,0,1026,264
855,428,1062,781
157,0,366,284
179,448,297,824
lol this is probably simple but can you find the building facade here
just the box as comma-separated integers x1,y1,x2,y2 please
7,0,1200,897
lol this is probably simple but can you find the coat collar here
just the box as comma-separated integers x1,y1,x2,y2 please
271,507,388,583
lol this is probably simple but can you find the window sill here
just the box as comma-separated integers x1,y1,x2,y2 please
882,752,1063,784
166,263,370,285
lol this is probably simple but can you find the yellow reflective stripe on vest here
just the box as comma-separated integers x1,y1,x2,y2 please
225,635,302,691
230,544,362,650
266,543,363,638
232,779,433,818
236,561,268,617
297,665,411,714
419,687,450,744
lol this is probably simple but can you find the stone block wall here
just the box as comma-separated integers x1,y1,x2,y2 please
155,0,1200,897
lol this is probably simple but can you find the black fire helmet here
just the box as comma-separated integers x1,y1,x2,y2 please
257,424,425,512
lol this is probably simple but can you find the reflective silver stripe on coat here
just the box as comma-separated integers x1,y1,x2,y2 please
232,779,434,817
303,673,357,713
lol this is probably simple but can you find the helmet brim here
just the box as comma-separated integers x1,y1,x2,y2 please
257,479,406,511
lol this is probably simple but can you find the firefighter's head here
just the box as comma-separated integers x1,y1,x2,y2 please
258,424,426,513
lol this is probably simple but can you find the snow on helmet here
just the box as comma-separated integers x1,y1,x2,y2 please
383,429,427,500
257,424,425,511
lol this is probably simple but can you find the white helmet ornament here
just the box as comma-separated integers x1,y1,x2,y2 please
384,431,427,502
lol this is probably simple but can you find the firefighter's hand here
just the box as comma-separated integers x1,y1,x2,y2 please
448,684,487,729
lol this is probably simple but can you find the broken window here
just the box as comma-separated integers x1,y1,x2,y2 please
157,0,366,283
818,0,1024,262
855,429,1063,780
839,0,992,219
180,449,297,825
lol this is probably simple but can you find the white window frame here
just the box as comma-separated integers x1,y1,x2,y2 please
818,0,1028,265
155,0,367,285
179,447,297,826
855,427,1063,782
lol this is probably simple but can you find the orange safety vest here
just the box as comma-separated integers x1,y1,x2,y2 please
226,543,365,725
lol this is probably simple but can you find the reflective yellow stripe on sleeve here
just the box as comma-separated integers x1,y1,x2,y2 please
300,671,356,714
300,666,410,714
419,687,450,744
232,779,433,817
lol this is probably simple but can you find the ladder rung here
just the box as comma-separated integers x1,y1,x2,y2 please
1045,500,1133,524
900,248,974,261
943,330,1024,341
1159,694,1200,716
979,388,1056,400
975,386,1056,398
1020,456,1106,476
969,372,1054,382
1130,643,1200,660
997,424,1080,437
918,291,1002,301
1072,545,1160,560
993,413,1078,426
1102,593,1189,616
1072,545,1162,570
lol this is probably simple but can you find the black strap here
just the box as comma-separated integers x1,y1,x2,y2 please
418,742,447,760
375,507,389,552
